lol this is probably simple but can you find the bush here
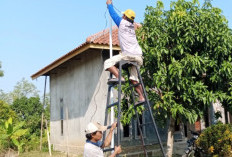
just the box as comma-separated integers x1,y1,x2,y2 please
196,122,232,156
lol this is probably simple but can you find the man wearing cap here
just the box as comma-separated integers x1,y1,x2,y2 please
104,0,145,104
84,122,121,157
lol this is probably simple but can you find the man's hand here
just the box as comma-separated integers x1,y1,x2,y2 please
106,0,112,5
109,145,122,157
110,122,117,131
115,146,122,154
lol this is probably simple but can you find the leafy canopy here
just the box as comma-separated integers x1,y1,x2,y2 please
11,97,43,135
133,0,232,125
0,62,3,77
0,100,16,123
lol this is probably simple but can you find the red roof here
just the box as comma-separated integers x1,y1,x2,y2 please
31,26,121,80
86,26,119,46
31,24,142,80
85,23,141,46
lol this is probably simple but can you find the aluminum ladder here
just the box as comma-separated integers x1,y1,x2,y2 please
102,60,166,157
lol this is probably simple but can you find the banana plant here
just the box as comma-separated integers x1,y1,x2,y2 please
0,117,28,155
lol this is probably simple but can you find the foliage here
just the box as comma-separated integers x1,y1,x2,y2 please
131,0,232,126
23,132,49,152
0,90,12,105
0,78,50,154
0,117,28,154
120,77,146,125
196,123,232,156
0,96,50,153
0,100,17,123
0,61,3,77
0,78,40,105
11,96,44,136
11,78,40,102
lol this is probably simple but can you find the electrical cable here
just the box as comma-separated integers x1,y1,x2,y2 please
90,3,122,122
90,8,108,121
112,4,122,14
90,49,105,122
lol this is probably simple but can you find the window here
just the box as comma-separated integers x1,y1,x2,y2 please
123,124,130,137
174,119,180,131
122,102,130,138
135,113,146,138
136,115,143,136
60,98,64,136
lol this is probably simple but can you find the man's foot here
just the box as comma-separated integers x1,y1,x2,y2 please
107,78,125,85
139,97,145,102
135,100,146,106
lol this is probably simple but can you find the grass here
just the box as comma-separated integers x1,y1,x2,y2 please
19,151,81,157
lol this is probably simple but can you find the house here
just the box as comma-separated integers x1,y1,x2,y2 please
31,26,173,155
31,26,122,154
31,26,231,156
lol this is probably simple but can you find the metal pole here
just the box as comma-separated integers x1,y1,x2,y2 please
40,76,47,151
109,13,115,153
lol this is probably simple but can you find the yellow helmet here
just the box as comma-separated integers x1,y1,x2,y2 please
123,9,136,20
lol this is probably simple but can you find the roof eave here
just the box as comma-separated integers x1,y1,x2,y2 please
31,43,120,80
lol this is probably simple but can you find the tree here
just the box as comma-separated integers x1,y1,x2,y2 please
135,0,232,156
11,97,43,135
0,62,3,77
11,78,39,100
0,90,12,105
0,100,16,123
1,78,40,105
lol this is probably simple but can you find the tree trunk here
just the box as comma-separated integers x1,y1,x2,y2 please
166,117,175,157
40,112,44,151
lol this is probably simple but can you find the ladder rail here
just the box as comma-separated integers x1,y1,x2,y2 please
102,85,112,143
126,69,148,156
104,60,166,157
135,65,166,157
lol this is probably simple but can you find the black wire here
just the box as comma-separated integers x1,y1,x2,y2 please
90,4,121,122
113,4,122,14
103,8,108,32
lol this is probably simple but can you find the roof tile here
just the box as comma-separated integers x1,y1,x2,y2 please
86,26,119,46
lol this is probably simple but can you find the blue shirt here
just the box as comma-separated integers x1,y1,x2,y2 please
107,4,122,27
86,140,103,147
107,4,143,56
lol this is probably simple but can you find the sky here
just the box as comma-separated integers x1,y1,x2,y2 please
0,0,231,96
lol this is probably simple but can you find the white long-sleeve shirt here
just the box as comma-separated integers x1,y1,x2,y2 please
108,4,142,56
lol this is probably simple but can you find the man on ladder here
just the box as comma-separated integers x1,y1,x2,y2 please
104,0,145,104
104,1,166,156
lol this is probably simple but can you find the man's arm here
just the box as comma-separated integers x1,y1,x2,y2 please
101,122,117,147
106,0,122,27
102,122,122,156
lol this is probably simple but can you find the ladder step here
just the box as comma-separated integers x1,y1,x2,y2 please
144,143,157,147
134,100,146,107
107,78,125,85
129,83,141,88
103,148,114,152
107,102,118,108
139,122,153,127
